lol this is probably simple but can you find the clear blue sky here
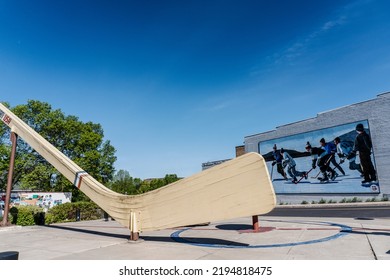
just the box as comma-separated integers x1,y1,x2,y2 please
1,0,389,179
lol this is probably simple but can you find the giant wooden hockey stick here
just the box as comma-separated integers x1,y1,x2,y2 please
0,103,276,237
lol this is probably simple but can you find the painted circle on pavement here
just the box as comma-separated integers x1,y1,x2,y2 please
170,220,352,249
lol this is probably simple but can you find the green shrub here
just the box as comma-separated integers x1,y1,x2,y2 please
45,202,74,224
9,205,45,226
73,201,102,221
351,197,362,203
45,201,102,224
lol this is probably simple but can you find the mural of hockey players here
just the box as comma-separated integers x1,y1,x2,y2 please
259,120,379,194
319,138,345,176
272,144,288,180
349,123,377,184
305,142,337,183
280,148,307,183
333,137,363,175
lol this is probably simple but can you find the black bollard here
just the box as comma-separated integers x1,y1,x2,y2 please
76,209,81,221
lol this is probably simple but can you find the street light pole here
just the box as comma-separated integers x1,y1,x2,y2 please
1,132,17,226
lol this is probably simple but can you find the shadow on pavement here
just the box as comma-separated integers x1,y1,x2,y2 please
45,224,130,239
216,224,253,231
45,224,246,246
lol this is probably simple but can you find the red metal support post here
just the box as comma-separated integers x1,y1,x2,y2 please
130,232,139,241
252,215,259,231
1,132,17,226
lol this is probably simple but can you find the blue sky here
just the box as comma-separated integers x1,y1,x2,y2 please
1,0,390,179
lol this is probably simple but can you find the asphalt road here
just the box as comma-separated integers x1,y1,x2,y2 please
265,203,390,218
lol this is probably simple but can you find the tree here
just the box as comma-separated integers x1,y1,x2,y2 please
109,170,138,195
108,170,181,195
0,100,117,201
148,174,180,191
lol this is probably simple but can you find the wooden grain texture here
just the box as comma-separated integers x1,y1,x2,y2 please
0,103,276,232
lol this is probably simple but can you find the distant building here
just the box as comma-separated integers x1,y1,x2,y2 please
0,191,71,210
235,145,245,157
201,146,246,171
202,159,231,171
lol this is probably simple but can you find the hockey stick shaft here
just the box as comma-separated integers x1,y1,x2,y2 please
295,168,313,184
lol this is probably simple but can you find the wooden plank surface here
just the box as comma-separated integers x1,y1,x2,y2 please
0,103,276,232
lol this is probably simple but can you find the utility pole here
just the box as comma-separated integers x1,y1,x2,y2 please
1,132,17,226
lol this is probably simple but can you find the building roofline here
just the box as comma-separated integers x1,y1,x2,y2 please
245,91,389,139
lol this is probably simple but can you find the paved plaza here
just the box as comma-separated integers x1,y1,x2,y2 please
1,206,389,260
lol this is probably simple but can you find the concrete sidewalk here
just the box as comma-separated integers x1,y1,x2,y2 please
1,212,389,260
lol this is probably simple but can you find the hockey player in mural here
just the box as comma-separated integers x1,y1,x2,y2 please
349,123,377,184
333,137,363,176
259,120,380,195
271,144,288,181
280,148,307,183
319,137,345,176
305,142,337,183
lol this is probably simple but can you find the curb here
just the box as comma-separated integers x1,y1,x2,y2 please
275,201,390,209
